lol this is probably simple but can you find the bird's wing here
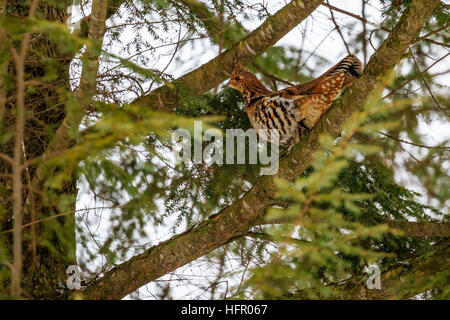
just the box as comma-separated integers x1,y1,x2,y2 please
293,94,333,129
263,75,345,130
278,54,363,97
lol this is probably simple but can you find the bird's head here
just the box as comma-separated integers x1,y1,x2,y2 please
227,64,260,93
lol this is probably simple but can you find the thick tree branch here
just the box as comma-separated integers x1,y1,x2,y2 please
387,221,450,238
135,0,324,110
0,0,6,126
53,0,108,148
255,217,450,238
81,0,441,300
77,0,125,38
21,0,125,176
31,0,109,187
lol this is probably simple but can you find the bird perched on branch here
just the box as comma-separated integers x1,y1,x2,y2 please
227,54,363,148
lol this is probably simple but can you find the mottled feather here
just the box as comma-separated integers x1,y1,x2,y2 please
228,54,363,147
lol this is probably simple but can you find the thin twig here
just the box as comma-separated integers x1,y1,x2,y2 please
383,52,450,99
251,62,294,87
1,204,129,235
326,0,351,54
322,2,447,47
246,231,308,245
409,47,450,118
416,24,449,41
377,131,450,150
9,0,40,299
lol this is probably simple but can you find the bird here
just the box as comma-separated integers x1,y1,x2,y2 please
227,54,363,149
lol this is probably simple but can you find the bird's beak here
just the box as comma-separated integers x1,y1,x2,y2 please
226,79,231,86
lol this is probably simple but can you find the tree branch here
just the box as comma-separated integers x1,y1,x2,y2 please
177,0,244,45
81,0,441,300
77,0,125,38
326,0,351,54
255,217,450,238
377,131,450,150
10,0,40,298
179,0,292,90
387,221,450,238
409,47,450,118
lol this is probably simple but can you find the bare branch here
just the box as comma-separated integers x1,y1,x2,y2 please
10,0,40,299
321,2,447,48
326,0,351,54
377,131,450,150
246,231,308,245
32,0,109,185
383,52,450,99
179,0,291,90
409,47,450,118
321,2,387,31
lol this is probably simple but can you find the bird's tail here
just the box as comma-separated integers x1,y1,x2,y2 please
281,54,363,96
298,54,363,100
324,54,363,85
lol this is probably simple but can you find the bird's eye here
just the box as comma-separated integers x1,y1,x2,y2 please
235,77,240,81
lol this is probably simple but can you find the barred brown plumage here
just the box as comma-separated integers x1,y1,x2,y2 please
227,54,363,148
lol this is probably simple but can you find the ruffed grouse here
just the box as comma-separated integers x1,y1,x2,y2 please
227,54,363,148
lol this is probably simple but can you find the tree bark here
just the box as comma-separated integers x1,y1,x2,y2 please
255,218,450,238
